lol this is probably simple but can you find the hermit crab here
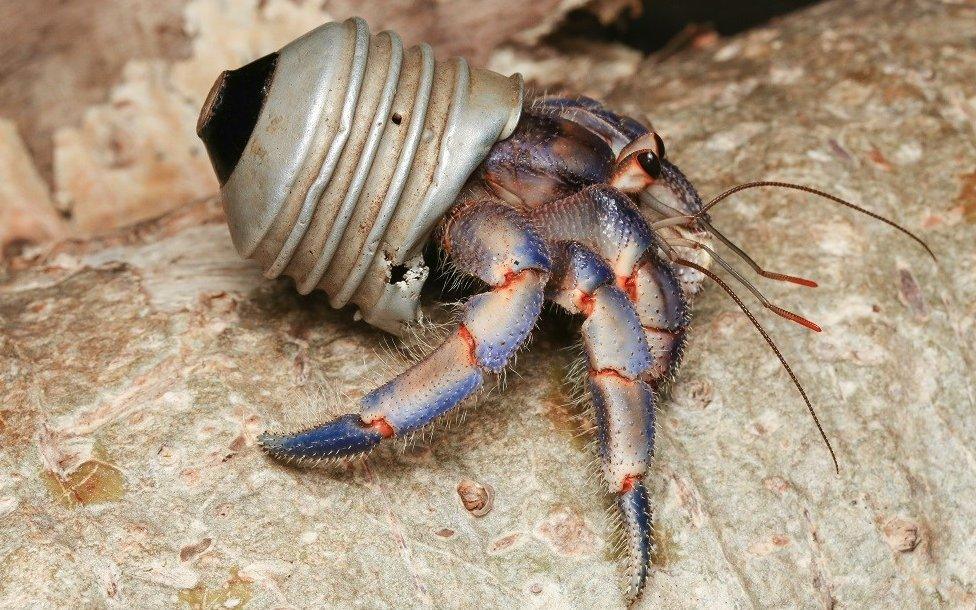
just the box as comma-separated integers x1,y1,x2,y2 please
196,18,932,601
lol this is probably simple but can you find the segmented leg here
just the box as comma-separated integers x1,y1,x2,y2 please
533,184,689,388
546,242,655,599
532,95,712,299
479,108,614,207
628,249,689,385
534,95,650,154
625,156,713,298
259,200,550,464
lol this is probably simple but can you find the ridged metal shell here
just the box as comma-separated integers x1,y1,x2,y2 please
214,18,523,334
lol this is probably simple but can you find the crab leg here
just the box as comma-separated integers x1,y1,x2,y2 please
534,95,650,154
534,184,689,389
259,200,550,464
627,249,689,386
545,242,656,600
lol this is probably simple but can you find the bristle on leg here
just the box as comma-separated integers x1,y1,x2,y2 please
258,414,385,461
618,478,652,601
258,198,550,467
537,232,657,601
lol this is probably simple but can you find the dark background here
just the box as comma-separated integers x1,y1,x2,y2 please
558,0,822,52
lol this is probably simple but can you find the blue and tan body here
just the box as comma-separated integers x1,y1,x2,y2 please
259,96,712,601
201,20,927,604
261,200,551,462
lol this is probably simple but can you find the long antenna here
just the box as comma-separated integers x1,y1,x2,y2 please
674,257,840,474
701,181,935,260
699,218,819,287
669,236,821,332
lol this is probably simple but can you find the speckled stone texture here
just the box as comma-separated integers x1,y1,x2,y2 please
2,0,975,607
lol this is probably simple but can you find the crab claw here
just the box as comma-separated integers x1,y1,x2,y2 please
258,414,385,463
619,478,653,602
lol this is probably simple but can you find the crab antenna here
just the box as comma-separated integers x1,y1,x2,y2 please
674,257,840,474
669,237,821,332
651,216,695,230
639,191,685,218
698,219,819,288
650,212,818,287
701,181,935,260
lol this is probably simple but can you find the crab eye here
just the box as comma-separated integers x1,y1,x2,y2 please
637,151,662,179
652,132,666,159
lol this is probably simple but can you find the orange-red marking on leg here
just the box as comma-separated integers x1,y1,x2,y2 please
498,268,535,291
618,273,639,302
577,292,596,316
590,368,633,382
619,474,642,494
362,416,396,439
457,325,479,366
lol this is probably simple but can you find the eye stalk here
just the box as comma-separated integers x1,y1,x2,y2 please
637,151,663,180
610,148,665,193
652,132,666,159
617,131,666,165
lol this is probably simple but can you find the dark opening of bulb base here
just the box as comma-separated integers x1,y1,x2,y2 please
197,52,280,185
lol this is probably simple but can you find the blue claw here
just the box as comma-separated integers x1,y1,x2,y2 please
618,480,652,602
258,414,383,462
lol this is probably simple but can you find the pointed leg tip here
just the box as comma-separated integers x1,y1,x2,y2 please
781,274,819,288
257,430,290,456
617,481,652,603
256,431,275,451
258,414,384,464
802,318,823,333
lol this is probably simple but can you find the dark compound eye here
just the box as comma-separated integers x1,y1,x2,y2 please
638,151,662,179
652,132,666,158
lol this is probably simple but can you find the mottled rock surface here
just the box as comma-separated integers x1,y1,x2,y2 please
2,0,975,608
0,120,66,255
